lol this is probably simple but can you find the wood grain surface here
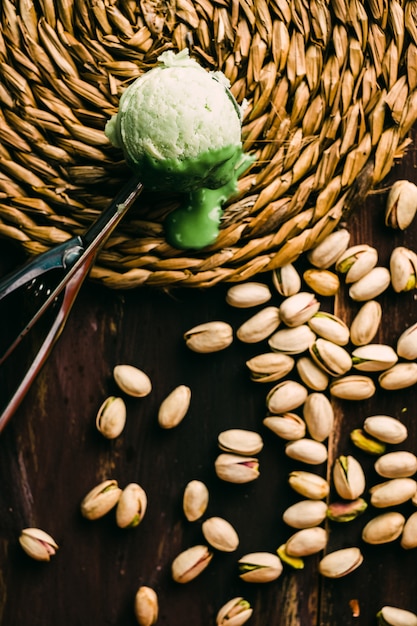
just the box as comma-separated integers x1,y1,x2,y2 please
1,138,417,626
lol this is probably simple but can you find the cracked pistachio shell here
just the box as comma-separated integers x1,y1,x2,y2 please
303,393,334,442
288,470,330,500
266,380,308,413
379,362,417,390
282,499,328,528
238,552,283,583
272,264,301,297
303,269,340,296
19,528,58,562
246,352,295,383
378,605,417,626
385,179,417,230
349,266,391,301
116,483,147,528
113,365,152,397
362,511,405,544
285,439,328,465
237,306,281,343
307,228,350,269
158,385,191,429
216,597,253,626
308,312,350,346
215,453,259,483
202,517,239,552
318,546,363,578
352,344,398,372
183,480,209,522
350,429,386,455
326,498,368,522
363,415,408,444
134,586,158,626
401,511,417,549
350,300,382,346
397,322,417,360
96,396,126,439
375,451,417,478
309,338,352,376
171,545,213,583
333,455,366,500
277,544,305,569
329,375,376,400
226,282,271,308
218,429,263,455
370,478,417,508
184,321,233,353
296,356,329,391
263,413,306,440
279,292,320,327
80,479,122,520
285,527,328,557
335,244,378,283
268,324,316,355
390,246,417,293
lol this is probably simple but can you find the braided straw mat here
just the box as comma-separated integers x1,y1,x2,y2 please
1,0,417,288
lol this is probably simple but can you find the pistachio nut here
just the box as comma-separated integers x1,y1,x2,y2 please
390,246,417,293
348,266,391,301
276,544,305,569
238,552,283,583
216,597,253,626
374,451,417,478
326,498,368,522
158,384,191,429
363,415,408,444
377,605,417,626
336,244,379,283
352,344,398,372
350,300,382,346
350,428,387,455
268,324,316,355
285,439,328,465
266,380,308,414
80,479,122,520
116,483,147,528
318,546,363,578
379,362,417,390
308,312,350,346
362,511,405,544
19,528,58,562
307,228,350,269
215,453,259,483
329,375,376,400
218,429,264,456
114,365,152,397
385,179,417,230
96,396,127,439
184,321,233,353
236,306,281,343
278,292,320,327
263,414,306,440
246,352,295,383
171,544,213,583
272,264,302,297
282,499,328,528
309,338,352,376
401,511,417,549
397,322,417,360
202,516,239,552
303,392,334,442
296,356,329,391
183,480,209,522
284,526,328,557
303,269,340,296
288,470,330,500
225,282,272,308
333,455,366,500
134,586,158,626
369,478,417,507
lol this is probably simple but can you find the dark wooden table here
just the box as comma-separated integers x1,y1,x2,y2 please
1,138,417,625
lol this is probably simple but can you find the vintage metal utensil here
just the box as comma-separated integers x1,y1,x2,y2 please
0,175,144,432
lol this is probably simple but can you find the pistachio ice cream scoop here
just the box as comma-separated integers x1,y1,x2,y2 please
105,48,253,249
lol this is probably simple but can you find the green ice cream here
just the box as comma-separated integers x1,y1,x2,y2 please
105,49,253,249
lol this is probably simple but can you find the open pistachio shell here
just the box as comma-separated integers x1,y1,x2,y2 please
370,478,417,507
333,455,366,500
288,471,330,500
374,451,417,478
307,228,350,268
116,483,147,528
218,429,264,455
268,324,316,355
171,545,213,583
19,528,59,562
134,586,158,626
279,292,320,327
296,356,329,391
303,392,334,442
266,380,308,413
285,527,328,556
363,415,408,444
318,546,363,578
202,517,239,552
238,552,283,583
183,480,209,522
282,499,328,528
349,267,391,301
272,264,301,297
350,300,382,346
113,365,152,397
263,414,306,440
285,439,328,465
216,597,253,626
